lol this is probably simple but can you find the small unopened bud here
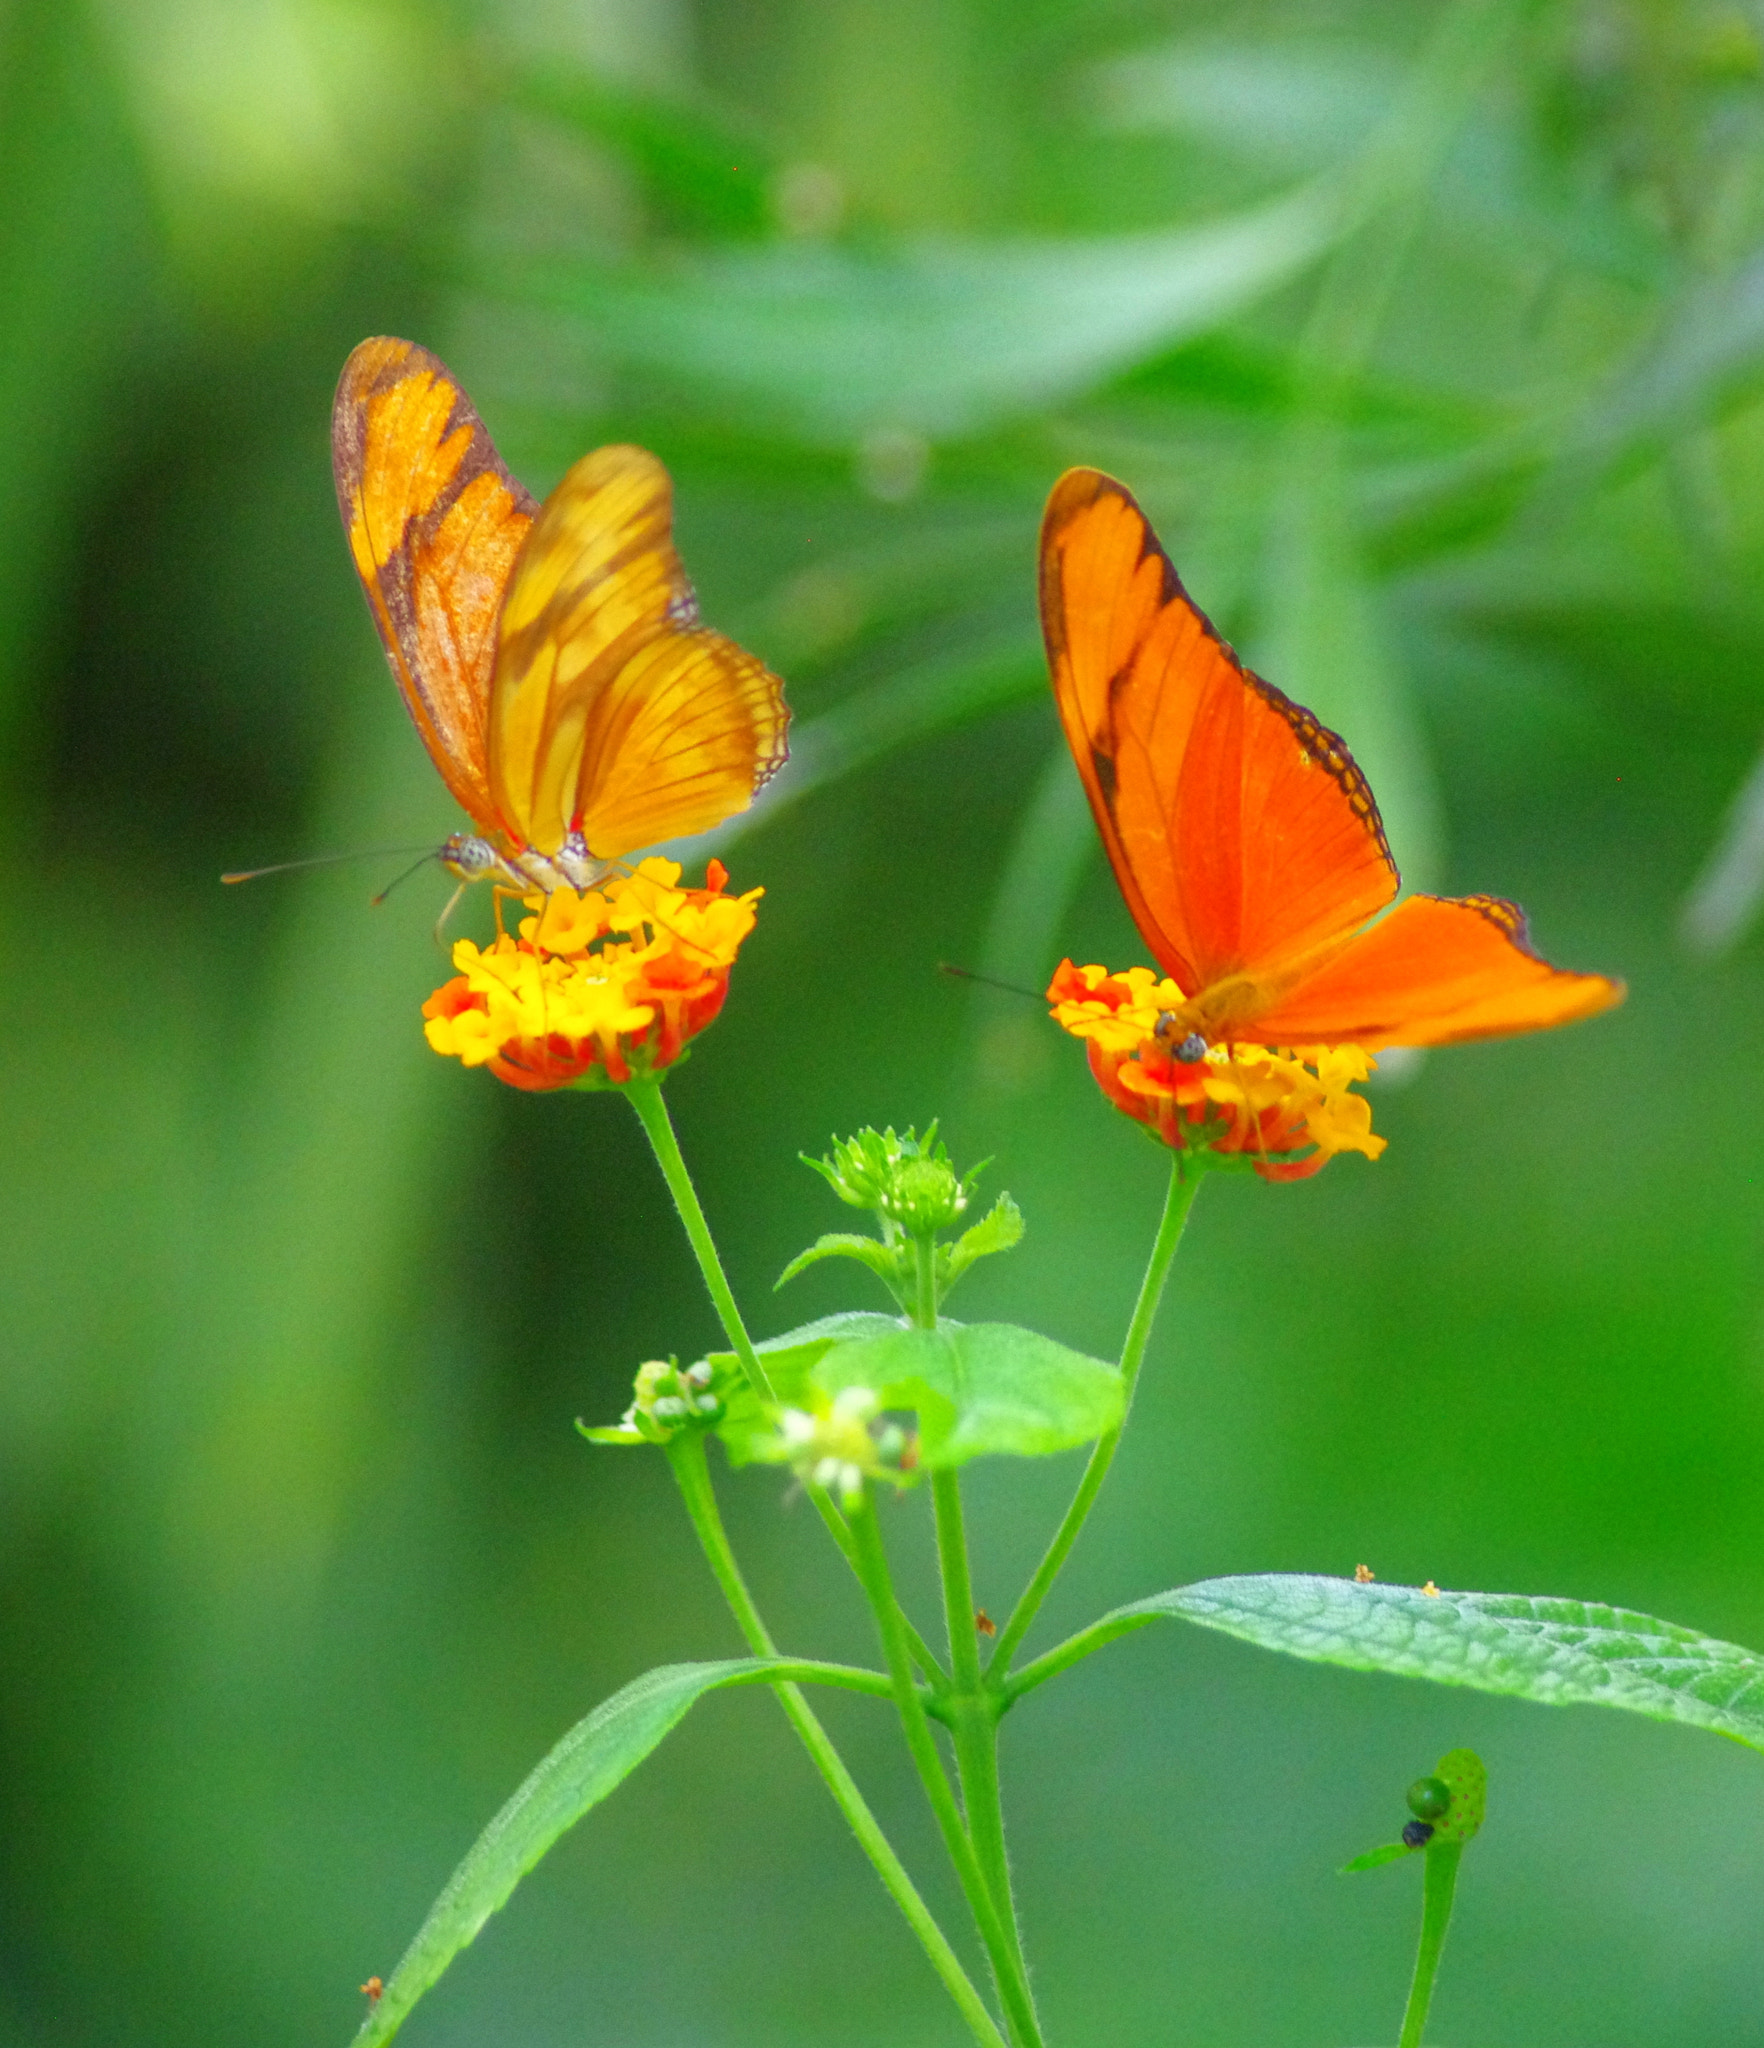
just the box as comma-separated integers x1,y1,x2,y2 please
619,1357,728,1443
880,1154,967,1236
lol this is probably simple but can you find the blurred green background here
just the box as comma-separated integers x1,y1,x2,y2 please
4,0,1764,2041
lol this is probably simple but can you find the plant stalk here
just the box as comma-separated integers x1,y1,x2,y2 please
665,1435,1007,2048
846,1491,1045,2048
625,1081,949,1681
933,1467,1034,2008
990,1156,1199,1671
623,1076,774,1403
1399,1838,1464,2048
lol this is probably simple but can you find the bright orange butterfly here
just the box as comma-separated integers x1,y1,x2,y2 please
1039,469,1621,1050
332,337,789,895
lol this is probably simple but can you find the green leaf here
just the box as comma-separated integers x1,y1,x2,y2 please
1102,1576,1764,1753
812,1322,1121,1466
1340,1840,1417,1874
710,1312,902,1465
503,183,1340,441
774,1231,907,1300
938,1193,1024,1293
356,1659,800,2045
515,64,776,240
577,1421,646,1447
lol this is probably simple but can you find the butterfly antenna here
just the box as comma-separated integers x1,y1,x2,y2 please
222,845,434,886
938,963,1045,1002
372,850,444,907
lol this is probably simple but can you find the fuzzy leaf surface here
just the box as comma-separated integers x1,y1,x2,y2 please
813,1322,1121,1465
1106,1576,1764,1751
355,1659,799,2045
711,1313,902,1463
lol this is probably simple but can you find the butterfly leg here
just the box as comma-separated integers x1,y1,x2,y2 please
431,881,469,951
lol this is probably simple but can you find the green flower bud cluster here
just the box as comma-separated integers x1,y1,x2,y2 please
809,1123,979,1232
581,1356,726,1447
782,1123,1022,1323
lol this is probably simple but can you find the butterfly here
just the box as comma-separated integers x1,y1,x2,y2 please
332,336,790,896
1039,468,1622,1050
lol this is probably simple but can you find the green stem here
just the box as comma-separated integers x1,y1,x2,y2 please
990,1157,1200,1672
808,1477,951,1680
933,1468,1034,2013
723,1659,897,1698
626,1082,949,1677
1398,1839,1464,2048
847,1493,1045,2048
665,1435,1006,2048
913,1231,938,1329
1002,1611,1159,1705
623,1076,774,1403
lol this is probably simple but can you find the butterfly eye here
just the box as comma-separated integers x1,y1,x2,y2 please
444,834,500,878
1175,1033,1208,1063
1406,1776,1452,1823
1401,1820,1435,1850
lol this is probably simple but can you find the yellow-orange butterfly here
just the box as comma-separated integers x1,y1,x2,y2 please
332,336,789,895
1040,469,1622,1049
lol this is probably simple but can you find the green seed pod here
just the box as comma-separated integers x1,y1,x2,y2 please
1406,1775,1452,1823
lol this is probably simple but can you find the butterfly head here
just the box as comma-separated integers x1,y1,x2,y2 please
442,832,504,881
440,827,612,896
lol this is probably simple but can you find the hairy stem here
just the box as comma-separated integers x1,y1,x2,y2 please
933,1466,1035,2018
847,1492,1044,2048
1399,1839,1464,2048
991,1157,1200,1671
665,1436,1006,2048
624,1077,773,1403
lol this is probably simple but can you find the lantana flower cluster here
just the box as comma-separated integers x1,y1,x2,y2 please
1047,961,1386,1180
422,857,761,1091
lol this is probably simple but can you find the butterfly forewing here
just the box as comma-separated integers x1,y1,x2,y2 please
1041,473,1209,989
1244,894,1622,1048
1041,469,1397,998
332,338,538,830
489,444,788,858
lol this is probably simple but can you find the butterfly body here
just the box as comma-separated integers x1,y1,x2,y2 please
1040,467,1620,1050
439,825,611,895
333,338,789,892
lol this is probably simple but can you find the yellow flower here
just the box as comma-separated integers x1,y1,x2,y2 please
1047,960,1385,1180
422,858,761,1090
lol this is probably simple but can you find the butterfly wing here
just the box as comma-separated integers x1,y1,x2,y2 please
1040,468,1398,996
488,444,789,857
332,337,538,831
1244,894,1623,1048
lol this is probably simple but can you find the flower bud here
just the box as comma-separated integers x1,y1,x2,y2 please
878,1154,968,1236
618,1356,733,1443
810,1126,922,1210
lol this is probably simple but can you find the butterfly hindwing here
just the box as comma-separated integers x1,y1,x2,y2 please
1245,894,1622,1048
332,337,539,831
1040,468,1398,996
489,445,789,858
